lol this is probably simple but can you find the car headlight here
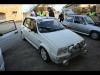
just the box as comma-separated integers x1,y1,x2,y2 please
68,44,74,53
79,40,85,47
74,43,80,49
57,47,68,56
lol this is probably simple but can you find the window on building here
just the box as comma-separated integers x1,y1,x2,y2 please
0,12,6,20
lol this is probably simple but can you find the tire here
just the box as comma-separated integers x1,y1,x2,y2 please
90,32,99,40
40,48,51,63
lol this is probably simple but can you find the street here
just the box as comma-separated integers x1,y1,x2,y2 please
2,22,100,71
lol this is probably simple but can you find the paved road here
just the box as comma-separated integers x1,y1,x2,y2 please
2,22,100,71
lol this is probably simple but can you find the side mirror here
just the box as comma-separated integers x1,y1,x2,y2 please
0,33,3,36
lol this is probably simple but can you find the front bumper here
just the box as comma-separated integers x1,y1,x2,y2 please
51,48,88,64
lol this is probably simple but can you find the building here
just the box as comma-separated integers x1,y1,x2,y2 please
0,4,23,21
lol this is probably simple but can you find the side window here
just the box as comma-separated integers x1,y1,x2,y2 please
0,20,16,34
23,18,37,32
74,16,86,24
23,18,31,28
30,19,37,33
66,17,73,22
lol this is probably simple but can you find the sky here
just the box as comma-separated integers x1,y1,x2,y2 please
52,4,65,12
21,4,65,12
21,4,36,12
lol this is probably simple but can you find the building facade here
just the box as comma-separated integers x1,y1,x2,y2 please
0,4,23,21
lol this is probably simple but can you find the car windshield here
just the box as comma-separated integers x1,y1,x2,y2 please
84,16,95,24
37,19,65,33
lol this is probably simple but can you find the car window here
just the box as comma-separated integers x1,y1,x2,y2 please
74,16,86,24
23,18,37,32
23,18,31,28
30,19,37,32
65,17,73,22
37,19,65,33
0,20,16,34
84,16,95,24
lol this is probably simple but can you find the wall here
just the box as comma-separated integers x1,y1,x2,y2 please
0,4,23,21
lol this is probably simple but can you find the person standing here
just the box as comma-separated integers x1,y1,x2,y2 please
47,7,55,17
58,13,64,22
87,10,97,21
37,9,47,17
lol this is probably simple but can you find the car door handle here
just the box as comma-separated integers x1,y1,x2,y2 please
14,31,18,34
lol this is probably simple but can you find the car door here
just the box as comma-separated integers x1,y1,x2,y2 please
73,16,89,34
27,19,41,49
22,18,32,40
23,18,41,49
0,20,19,52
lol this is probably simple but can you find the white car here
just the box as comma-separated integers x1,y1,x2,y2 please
21,16,87,65
0,48,5,71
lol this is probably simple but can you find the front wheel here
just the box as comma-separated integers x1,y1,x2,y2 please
90,32,99,40
40,48,51,63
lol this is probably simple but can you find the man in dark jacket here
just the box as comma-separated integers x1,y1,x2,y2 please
47,7,55,17
59,13,64,22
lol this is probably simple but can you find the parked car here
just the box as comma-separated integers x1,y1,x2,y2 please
0,20,19,52
21,16,87,65
62,15,100,40
0,48,5,71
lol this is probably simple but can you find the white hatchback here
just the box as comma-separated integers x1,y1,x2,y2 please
21,17,87,65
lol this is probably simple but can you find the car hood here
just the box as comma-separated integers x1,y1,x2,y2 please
42,29,84,49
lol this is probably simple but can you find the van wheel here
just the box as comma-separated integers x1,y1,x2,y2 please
90,32,99,40
40,48,50,63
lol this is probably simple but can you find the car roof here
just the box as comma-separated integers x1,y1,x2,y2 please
25,16,56,21
69,15,87,17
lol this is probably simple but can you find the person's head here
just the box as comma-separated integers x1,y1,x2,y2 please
34,9,37,12
40,9,44,12
47,7,52,12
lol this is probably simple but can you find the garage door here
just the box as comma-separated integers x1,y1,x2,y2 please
0,12,6,20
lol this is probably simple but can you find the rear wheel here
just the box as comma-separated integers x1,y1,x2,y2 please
90,32,99,40
40,48,51,63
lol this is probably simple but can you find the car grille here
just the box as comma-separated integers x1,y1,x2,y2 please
69,41,85,53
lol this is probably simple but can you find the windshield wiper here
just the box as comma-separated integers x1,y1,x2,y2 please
53,28,64,31
39,26,52,29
